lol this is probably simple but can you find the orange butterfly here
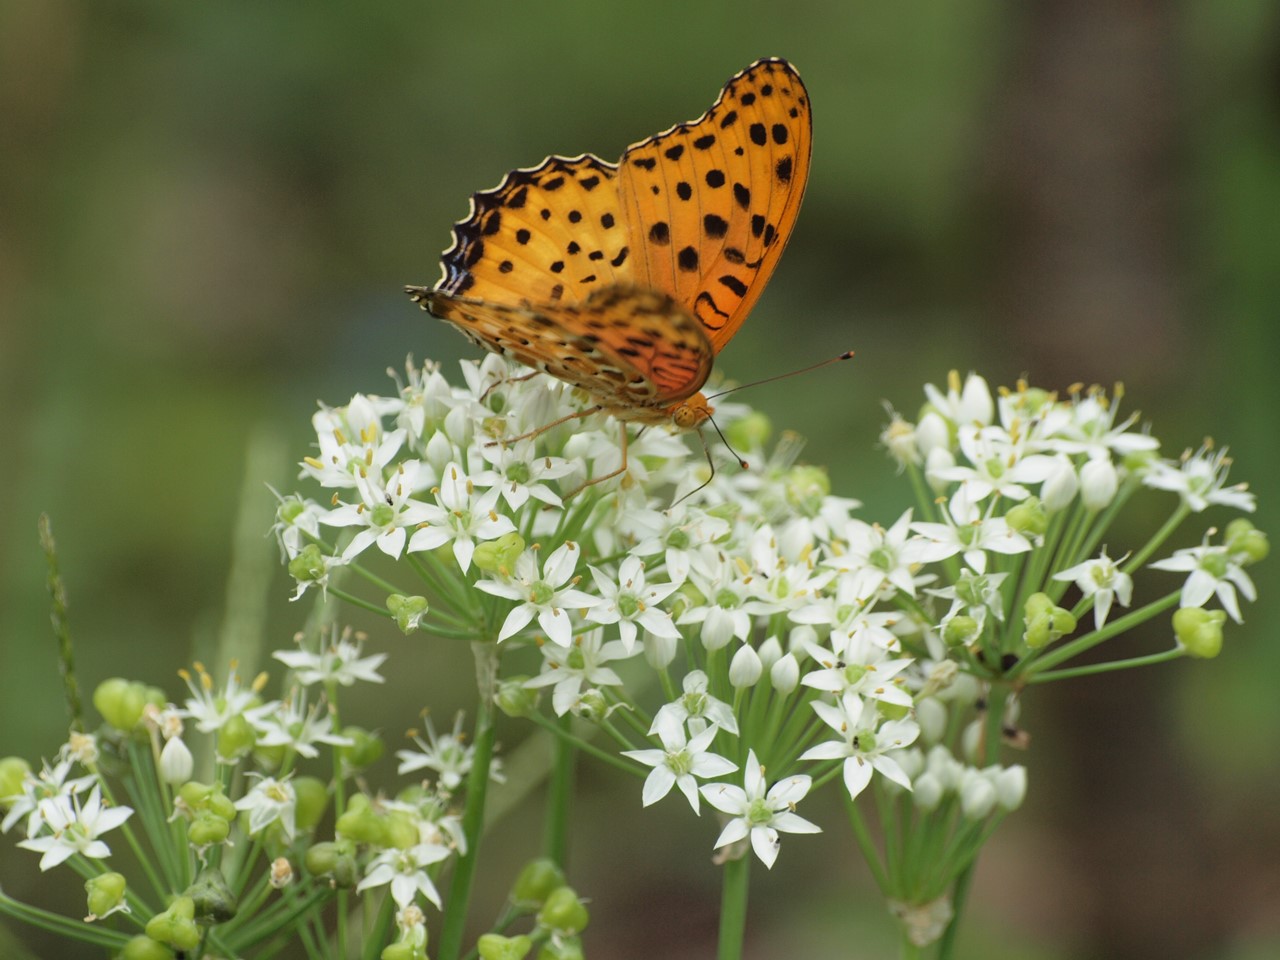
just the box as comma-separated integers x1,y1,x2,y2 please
407,57,811,439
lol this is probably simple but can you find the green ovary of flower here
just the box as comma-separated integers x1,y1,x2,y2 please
667,528,691,550
505,461,531,485
843,663,868,686
746,796,775,825
370,503,396,528
854,730,877,753
529,581,555,606
955,575,987,607
683,691,707,717
984,457,1005,479
617,593,640,618
715,588,739,609
869,546,895,572
280,500,306,524
1199,552,1228,579
1089,563,1115,588
566,645,587,671
667,748,694,777
956,524,979,548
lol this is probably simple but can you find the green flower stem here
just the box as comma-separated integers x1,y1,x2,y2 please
527,711,641,776
343,555,411,598
874,786,903,897
936,856,975,960
103,770,168,899
361,891,397,960
1124,502,1191,574
906,464,940,525
545,714,576,867
437,642,500,960
327,587,395,619
1020,591,1181,677
1029,647,1185,682
599,716,641,752
898,935,923,960
227,882,333,951
716,853,751,960
806,758,846,792
0,888,128,948
1075,478,1139,564
127,738,184,889
842,790,889,892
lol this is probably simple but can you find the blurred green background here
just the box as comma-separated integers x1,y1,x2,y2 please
2,2,1278,958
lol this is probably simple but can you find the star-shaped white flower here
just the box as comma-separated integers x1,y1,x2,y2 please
700,750,820,869
324,460,436,562
587,556,680,653
621,716,737,813
407,462,515,572
652,670,739,736
800,693,920,800
476,542,599,645
358,842,451,909
17,787,132,871
273,629,387,687
234,775,297,839
1150,539,1256,623
910,487,1031,574
522,628,630,716
1054,548,1133,629
1143,446,1255,514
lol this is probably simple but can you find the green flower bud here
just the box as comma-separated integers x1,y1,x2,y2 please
292,777,328,832
304,841,359,887
1225,519,1268,564
336,803,389,846
478,933,535,960
1005,497,1048,536
942,616,979,648
386,811,421,850
185,865,237,923
496,676,540,718
536,935,585,960
93,678,148,731
339,726,385,770
387,594,430,635
537,886,588,934
0,757,31,803
288,544,328,583
381,944,424,960
216,713,257,761
1022,593,1076,649
725,411,772,451
120,935,174,960
85,871,127,919
145,896,200,951
188,811,231,847
572,689,608,723
1173,607,1226,659
474,532,527,575
785,465,830,514
512,858,566,908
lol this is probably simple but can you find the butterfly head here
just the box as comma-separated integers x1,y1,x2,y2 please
671,394,714,430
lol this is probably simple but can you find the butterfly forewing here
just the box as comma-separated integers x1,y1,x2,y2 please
617,58,811,351
437,155,631,306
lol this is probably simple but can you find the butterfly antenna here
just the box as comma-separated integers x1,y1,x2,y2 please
705,350,856,401
707,415,749,471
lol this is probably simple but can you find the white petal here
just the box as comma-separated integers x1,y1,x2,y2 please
842,757,874,799
750,825,781,868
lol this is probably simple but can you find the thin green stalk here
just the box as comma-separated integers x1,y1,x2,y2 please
327,587,395,618
842,791,888,892
437,642,500,960
0,889,128,948
361,892,397,960
1028,647,1184,682
1020,591,1181,676
1124,502,1191,573
716,854,751,960
936,859,975,960
544,715,576,866
526,712,638,776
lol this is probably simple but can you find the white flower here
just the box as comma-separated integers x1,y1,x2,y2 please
932,424,1056,503
270,492,326,560
924,371,994,427
358,843,450,909
621,717,737,813
1143,445,1255,513
476,542,600,645
472,439,575,509
406,462,515,572
323,460,436,562
234,775,297,839
1053,549,1133,629
1,755,96,838
274,629,387,687
880,409,920,468
245,691,353,760
159,736,194,786
1039,389,1159,461
302,394,407,490
178,663,265,734
910,488,1032,574
397,713,484,792
828,511,927,600
700,751,820,869
800,693,920,800
523,628,630,717
586,556,680,653
17,787,132,871
1079,457,1119,511
800,632,915,709
1150,540,1256,623
652,670,739,736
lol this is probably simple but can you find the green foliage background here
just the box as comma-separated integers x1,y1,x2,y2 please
1,2,1277,958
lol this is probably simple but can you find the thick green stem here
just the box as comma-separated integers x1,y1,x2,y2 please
544,715,576,866
716,854,751,960
437,643,500,960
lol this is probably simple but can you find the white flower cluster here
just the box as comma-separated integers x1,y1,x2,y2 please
273,361,1262,870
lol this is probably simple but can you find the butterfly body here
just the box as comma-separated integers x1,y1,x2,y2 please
409,57,811,433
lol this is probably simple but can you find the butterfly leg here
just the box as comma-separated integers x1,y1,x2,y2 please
486,405,605,448
562,423,631,500
480,371,539,404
